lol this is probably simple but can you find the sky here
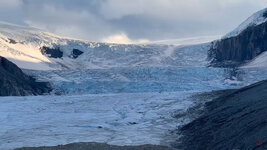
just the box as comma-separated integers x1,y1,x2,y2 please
0,0,267,44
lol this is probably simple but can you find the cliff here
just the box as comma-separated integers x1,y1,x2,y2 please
209,8,267,67
0,56,51,96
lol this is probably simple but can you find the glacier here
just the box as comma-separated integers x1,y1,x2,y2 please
2,66,267,150
1,21,267,150
0,92,197,150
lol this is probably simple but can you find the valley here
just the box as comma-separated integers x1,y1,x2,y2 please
1,6,267,150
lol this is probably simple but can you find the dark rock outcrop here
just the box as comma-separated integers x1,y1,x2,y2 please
0,56,51,96
209,12,267,67
71,48,84,58
176,80,267,150
40,46,63,58
8,38,17,44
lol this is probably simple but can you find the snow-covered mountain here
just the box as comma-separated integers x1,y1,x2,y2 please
0,22,212,71
209,7,267,68
223,8,267,39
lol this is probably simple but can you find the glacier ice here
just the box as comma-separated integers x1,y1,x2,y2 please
1,21,267,150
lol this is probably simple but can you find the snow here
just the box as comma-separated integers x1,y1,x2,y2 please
242,51,267,68
223,8,267,39
0,92,197,150
0,21,218,71
147,35,221,46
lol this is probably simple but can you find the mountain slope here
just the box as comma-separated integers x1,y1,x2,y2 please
0,56,51,96
0,22,211,71
244,51,267,68
176,80,267,150
208,8,267,67
223,8,267,39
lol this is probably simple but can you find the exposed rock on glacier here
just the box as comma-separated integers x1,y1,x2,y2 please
71,48,84,58
40,46,63,58
0,56,51,96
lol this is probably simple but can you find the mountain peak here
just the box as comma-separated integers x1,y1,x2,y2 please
223,7,267,39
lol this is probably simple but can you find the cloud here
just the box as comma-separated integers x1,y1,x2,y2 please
22,2,113,41
1,0,267,43
0,0,23,24
0,0,21,8
100,0,144,20
102,33,149,44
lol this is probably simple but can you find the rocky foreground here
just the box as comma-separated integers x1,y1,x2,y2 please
0,56,51,96
15,143,177,150
175,80,267,150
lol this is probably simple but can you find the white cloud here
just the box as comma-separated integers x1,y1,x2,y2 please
102,33,149,44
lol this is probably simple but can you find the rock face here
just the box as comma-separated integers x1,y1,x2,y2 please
176,80,267,150
0,56,51,96
40,46,63,58
209,9,267,67
71,48,84,58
